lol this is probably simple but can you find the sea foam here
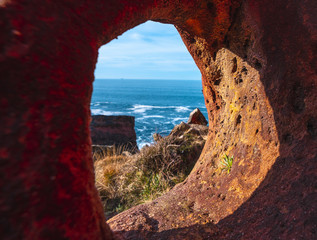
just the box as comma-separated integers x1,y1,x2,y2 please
91,109,124,115
129,104,191,114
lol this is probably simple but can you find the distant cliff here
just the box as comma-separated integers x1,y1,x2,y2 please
90,115,137,151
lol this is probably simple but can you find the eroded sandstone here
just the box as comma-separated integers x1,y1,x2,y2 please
0,0,316,239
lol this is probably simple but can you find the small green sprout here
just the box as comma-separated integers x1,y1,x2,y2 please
221,154,233,174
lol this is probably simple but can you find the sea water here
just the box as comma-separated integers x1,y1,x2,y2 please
91,79,208,148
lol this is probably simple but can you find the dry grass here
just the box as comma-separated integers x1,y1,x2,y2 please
94,133,202,218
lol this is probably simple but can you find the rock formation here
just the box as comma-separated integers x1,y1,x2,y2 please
168,122,208,167
90,115,137,151
187,108,208,125
0,0,316,240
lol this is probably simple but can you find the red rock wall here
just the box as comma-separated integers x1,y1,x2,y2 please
0,0,316,239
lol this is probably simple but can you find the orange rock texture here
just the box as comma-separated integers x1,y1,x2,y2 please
0,0,316,239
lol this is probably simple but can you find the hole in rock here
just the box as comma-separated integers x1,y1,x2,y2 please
231,57,237,73
214,79,221,85
91,21,208,218
236,114,242,126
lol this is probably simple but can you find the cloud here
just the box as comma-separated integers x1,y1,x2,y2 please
95,21,201,80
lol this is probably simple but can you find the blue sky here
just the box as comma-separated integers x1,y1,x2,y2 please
94,21,201,80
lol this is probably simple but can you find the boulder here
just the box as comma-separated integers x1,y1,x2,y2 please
90,115,137,152
187,108,208,125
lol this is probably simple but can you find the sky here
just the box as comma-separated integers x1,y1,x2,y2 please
94,21,201,80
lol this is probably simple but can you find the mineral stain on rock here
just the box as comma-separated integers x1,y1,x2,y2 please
0,0,316,240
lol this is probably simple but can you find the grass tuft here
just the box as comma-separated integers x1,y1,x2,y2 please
220,154,233,174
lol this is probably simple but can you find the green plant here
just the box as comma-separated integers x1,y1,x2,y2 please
221,154,233,174
140,173,164,201
115,203,125,213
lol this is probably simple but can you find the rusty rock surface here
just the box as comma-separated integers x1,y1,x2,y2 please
0,0,316,240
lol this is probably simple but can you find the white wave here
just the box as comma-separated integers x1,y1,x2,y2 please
137,115,165,121
143,115,165,119
137,126,147,132
91,109,124,115
128,104,154,113
138,142,152,149
90,101,109,106
175,106,190,112
172,117,187,125
136,135,153,149
129,104,191,114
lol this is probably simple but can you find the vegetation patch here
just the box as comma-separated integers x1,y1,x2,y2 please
220,154,233,174
94,124,206,219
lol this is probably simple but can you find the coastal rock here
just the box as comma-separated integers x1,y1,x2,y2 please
169,121,191,137
168,122,208,164
187,108,208,125
90,115,137,151
1,1,316,240
169,121,208,140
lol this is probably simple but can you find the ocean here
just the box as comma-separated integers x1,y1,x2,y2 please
91,79,208,148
